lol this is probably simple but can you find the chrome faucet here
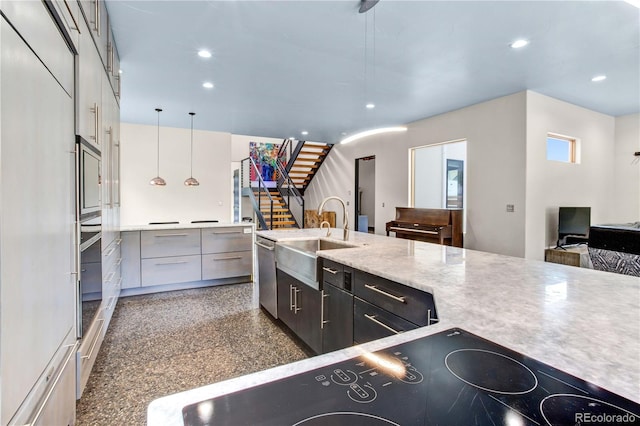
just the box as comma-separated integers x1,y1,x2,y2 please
320,221,331,237
318,196,349,241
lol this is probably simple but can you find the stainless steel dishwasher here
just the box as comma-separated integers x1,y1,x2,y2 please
256,236,277,318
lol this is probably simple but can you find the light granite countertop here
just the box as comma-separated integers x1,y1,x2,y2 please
148,228,640,425
120,222,255,232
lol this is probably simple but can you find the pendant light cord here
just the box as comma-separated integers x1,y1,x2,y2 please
156,108,162,176
189,112,195,178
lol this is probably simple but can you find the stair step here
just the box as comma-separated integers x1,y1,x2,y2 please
298,150,327,156
271,220,297,226
303,141,331,147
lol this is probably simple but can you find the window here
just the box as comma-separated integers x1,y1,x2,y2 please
547,133,577,163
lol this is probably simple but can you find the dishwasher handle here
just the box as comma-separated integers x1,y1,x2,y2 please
255,240,275,251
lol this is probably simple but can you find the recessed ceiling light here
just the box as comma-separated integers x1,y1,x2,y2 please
118,69,123,74
202,82,214,89
510,39,529,49
198,50,212,58
366,103,376,109
301,131,309,136
591,75,607,82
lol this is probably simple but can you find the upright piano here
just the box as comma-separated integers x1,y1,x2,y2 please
386,207,463,247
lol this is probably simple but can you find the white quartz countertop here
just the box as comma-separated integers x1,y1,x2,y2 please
120,222,254,232
148,228,640,425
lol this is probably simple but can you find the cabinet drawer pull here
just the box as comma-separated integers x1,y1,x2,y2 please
211,230,242,234
322,267,338,275
255,241,275,251
81,319,104,360
289,285,295,311
364,284,406,303
155,233,188,237
320,291,329,329
155,261,188,266
213,256,243,261
294,288,301,313
364,314,401,335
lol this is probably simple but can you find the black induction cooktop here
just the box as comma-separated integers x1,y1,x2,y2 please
182,328,639,425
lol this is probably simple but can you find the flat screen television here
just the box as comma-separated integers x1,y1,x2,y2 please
557,207,591,247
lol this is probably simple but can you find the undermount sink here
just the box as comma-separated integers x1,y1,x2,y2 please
275,238,357,289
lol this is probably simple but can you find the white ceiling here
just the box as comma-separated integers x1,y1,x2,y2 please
107,0,640,144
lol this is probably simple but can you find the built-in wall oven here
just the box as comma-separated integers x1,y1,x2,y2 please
77,136,102,339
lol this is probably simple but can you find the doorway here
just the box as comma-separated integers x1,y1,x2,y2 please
355,156,375,233
410,139,467,231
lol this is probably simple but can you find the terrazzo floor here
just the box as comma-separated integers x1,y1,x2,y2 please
76,283,310,425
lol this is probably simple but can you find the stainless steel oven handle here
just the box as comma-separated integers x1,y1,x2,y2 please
155,261,188,266
364,314,401,335
213,256,242,261
364,284,406,303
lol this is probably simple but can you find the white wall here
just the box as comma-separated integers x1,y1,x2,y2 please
613,113,640,221
120,122,232,225
413,145,443,208
307,92,527,257
525,91,616,259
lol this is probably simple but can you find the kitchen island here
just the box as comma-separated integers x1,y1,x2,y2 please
120,222,254,295
148,228,639,424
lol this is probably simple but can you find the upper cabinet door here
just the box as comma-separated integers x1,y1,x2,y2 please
78,0,108,69
76,16,102,147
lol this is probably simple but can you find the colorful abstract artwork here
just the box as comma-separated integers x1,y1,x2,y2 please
249,142,281,185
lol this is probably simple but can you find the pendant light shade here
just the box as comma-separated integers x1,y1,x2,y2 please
150,108,166,186
184,112,200,186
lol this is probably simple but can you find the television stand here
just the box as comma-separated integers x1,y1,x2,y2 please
545,245,590,268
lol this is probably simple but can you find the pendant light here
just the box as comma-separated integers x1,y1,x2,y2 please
184,112,200,186
149,108,167,186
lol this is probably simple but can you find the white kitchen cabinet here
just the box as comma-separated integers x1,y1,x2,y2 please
141,229,201,258
76,15,102,147
0,8,76,424
121,225,254,295
78,0,108,68
121,231,142,289
102,237,122,328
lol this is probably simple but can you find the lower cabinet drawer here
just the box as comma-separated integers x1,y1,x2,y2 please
202,251,252,280
141,255,201,287
77,312,105,398
354,270,437,326
353,297,418,344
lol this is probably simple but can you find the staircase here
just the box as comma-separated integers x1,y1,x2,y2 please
241,139,334,231
280,140,333,193
254,188,297,228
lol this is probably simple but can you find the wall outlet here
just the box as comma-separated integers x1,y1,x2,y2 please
382,202,385,207
506,204,515,212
